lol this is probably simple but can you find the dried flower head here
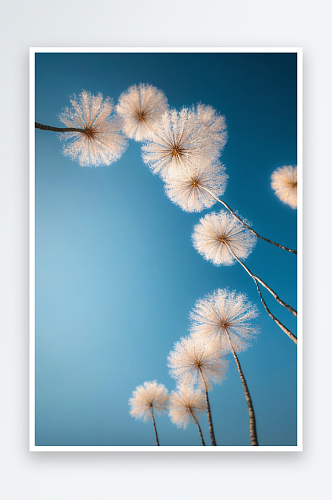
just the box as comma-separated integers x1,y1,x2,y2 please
116,83,169,141
168,386,206,429
168,335,228,390
129,381,169,422
58,90,127,167
271,165,297,208
194,103,228,150
192,210,257,266
190,288,259,353
141,106,226,179
164,160,228,212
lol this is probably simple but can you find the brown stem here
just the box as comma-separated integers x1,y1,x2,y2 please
225,242,297,317
150,408,159,446
225,243,297,343
35,122,85,133
254,279,297,343
201,186,297,255
225,330,259,446
198,368,216,446
191,411,205,446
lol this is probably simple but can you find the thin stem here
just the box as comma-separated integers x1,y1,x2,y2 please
150,408,159,446
191,411,206,446
225,330,258,446
201,186,297,255
225,242,297,317
35,122,85,133
254,278,297,344
225,243,297,344
198,368,216,446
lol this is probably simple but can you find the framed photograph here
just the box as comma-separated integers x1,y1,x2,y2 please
30,47,301,451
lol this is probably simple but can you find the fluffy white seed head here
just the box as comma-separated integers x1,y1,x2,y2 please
116,83,169,141
271,165,297,208
192,210,257,266
129,381,169,422
167,335,228,390
141,106,227,180
163,160,228,212
194,103,228,151
58,90,128,167
190,288,259,353
168,386,206,429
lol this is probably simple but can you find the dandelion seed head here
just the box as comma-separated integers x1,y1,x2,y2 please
168,386,206,429
129,381,169,422
271,165,297,208
142,105,227,179
194,103,228,150
116,83,169,141
167,335,228,390
164,161,228,212
192,210,257,266
190,288,259,353
58,90,127,167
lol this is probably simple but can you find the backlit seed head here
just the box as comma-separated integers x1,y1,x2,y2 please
271,165,297,208
58,90,127,167
129,381,169,422
190,288,259,353
116,83,169,141
192,210,256,266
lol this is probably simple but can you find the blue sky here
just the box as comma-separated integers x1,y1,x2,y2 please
34,51,297,447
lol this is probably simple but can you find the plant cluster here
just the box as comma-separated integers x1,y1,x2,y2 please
36,83,297,446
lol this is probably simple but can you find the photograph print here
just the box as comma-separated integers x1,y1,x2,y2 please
30,48,300,450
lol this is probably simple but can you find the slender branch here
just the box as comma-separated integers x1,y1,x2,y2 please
225,242,297,317
191,411,206,446
198,368,217,446
150,408,159,446
225,243,297,343
35,122,85,133
254,279,297,344
201,186,297,255
225,330,258,446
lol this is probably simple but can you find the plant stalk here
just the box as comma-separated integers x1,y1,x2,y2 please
35,122,85,133
225,243,297,344
201,186,297,255
191,411,206,446
225,243,297,317
150,409,159,446
225,330,259,446
198,368,217,446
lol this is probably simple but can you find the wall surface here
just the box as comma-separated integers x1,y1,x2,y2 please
0,0,329,498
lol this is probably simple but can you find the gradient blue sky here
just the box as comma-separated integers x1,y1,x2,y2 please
34,52,297,447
